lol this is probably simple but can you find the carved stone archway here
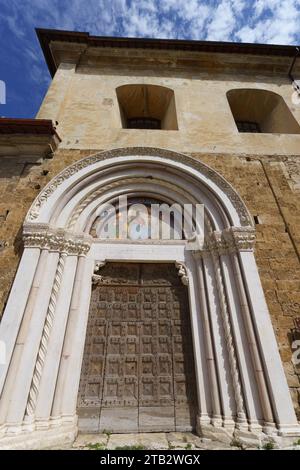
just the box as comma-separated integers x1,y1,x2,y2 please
0,147,299,449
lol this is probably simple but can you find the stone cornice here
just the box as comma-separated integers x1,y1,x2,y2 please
22,223,92,255
0,119,60,159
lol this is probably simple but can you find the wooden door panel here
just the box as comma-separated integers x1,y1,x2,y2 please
77,263,197,433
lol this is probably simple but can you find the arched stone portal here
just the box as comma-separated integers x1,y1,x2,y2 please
0,147,299,449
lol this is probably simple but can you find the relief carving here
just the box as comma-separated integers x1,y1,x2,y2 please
193,227,256,256
22,223,92,255
175,262,189,286
282,158,300,192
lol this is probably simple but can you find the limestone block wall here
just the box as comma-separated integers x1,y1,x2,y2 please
0,148,299,419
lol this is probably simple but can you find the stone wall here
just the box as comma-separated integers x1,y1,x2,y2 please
0,148,299,418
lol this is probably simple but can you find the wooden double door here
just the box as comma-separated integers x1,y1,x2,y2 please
77,263,197,433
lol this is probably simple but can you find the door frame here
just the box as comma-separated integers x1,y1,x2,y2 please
82,240,206,429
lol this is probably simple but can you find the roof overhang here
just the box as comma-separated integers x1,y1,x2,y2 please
0,118,61,159
36,28,300,77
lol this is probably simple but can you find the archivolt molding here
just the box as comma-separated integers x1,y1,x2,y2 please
23,223,92,255
67,175,201,231
26,147,252,227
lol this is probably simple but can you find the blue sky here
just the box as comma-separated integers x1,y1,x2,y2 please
0,0,300,118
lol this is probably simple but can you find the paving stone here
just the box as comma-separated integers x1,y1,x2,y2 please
233,430,262,449
198,424,234,445
64,432,300,450
107,433,169,450
73,433,108,449
166,432,204,449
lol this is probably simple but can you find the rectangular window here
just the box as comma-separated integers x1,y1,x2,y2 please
236,120,261,133
127,117,161,129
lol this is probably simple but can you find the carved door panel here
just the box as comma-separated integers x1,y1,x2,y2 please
77,263,197,433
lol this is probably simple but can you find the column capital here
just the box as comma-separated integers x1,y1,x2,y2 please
22,223,92,256
191,226,256,257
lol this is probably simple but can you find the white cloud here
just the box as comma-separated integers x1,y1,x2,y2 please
0,0,299,89
206,1,236,41
0,0,298,117
235,0,300,44
1,0,299,44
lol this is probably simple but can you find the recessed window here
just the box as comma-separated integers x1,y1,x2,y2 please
227,89,300,134
116,84,178,130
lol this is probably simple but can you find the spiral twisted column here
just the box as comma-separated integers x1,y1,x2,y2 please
25,253,66,418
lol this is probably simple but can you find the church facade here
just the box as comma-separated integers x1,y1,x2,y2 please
0,28,300,448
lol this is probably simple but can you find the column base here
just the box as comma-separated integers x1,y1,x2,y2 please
277,424,300,437
196,417,234,445
196,414,300,449
0,416,77,450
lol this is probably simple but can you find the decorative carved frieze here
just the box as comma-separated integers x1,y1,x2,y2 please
22,223,92,255
192,227,255,256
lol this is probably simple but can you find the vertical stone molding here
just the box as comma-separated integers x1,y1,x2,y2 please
193,253,222,426
231,251,275,432
210,251,248,428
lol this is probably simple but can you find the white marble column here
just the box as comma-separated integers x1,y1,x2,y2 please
210,250,250,430
231,250,275,432
2,250,59,428
220,252,263,430
51,255,94,420
193,253,222,425
0,248,40,395
202,253,236,427
238,250,300,435
186,257,212,426
34,254,79,424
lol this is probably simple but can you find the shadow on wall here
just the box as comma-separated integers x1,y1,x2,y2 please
227,88,300,134
116,84,178,130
